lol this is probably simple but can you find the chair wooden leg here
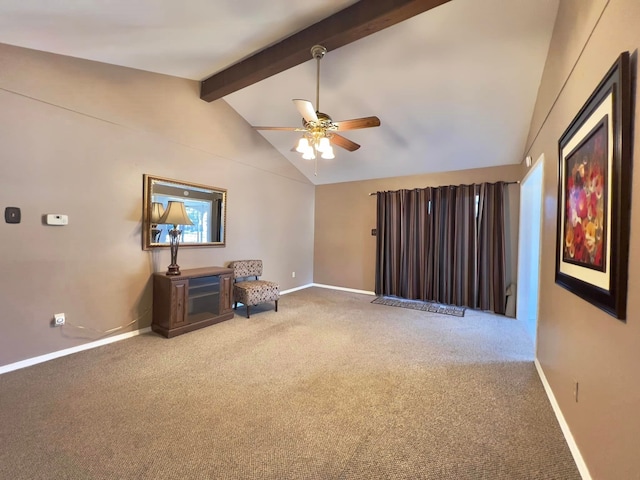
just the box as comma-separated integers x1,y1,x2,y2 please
275,300,278,312
234,301,237,310
246,305,251,319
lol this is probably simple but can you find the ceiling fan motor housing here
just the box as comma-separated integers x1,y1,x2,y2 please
302,112,338,138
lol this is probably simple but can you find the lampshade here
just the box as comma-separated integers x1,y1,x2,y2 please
317,136,331,153
321,146,335,159
302,149,316,160
150,202,165,224
296,137,310,153
158,201,194,227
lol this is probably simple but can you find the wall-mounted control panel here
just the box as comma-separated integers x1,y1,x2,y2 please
4,207,21,224
46,214,69,226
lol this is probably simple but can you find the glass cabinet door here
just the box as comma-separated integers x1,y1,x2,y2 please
187,276,220,323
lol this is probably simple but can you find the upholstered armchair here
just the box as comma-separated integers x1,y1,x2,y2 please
229,260,279,318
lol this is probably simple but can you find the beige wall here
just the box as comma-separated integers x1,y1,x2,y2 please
0,44,315,367
523,0,640,477
4,1,640,474
314,165,521,293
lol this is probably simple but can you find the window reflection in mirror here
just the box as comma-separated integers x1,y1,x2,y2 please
143,174,226,250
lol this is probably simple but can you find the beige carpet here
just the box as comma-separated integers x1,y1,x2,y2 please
0,287,580,479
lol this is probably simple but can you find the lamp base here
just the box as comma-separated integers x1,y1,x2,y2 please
166,264,181,276
151,227,161,243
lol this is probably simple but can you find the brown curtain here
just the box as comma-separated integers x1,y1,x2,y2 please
477,182,506,313
375,189,432,299
375,182,506,314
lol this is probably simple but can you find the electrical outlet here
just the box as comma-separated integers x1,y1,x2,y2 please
292,271,296,278
54,313,66,326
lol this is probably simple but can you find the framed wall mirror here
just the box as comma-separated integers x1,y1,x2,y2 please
142,174,226,250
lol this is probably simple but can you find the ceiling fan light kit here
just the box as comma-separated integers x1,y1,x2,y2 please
254,45,381,174
317,137,331,153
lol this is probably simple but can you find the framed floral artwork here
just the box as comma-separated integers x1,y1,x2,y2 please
556,52,632,320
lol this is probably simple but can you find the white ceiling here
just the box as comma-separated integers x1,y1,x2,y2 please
0,0,559,185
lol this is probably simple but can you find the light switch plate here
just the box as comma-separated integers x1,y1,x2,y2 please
5,207,21,224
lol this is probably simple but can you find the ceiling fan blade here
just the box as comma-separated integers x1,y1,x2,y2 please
253,126,298,131
331,133,360,152
335,116,381,131
293,99,318,123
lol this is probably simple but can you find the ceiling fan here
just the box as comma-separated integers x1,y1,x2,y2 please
253,45,381,163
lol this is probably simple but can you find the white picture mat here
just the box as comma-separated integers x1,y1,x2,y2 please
559,92,613,290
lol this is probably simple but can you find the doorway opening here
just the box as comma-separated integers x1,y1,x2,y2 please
517,155,544,347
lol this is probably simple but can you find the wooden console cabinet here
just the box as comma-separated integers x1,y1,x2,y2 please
152,266,234,338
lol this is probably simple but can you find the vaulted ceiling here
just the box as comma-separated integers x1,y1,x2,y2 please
0,0,559,185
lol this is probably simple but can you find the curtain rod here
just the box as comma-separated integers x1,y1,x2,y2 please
368,180,520,196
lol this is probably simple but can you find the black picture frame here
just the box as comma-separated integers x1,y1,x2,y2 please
555,52,632,320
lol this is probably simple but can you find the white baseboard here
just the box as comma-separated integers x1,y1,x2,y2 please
280,283,375,296
2,284,347,373
280,283,314,295
0,327,151,375
534,359,591,479
311,283,375,296
240,283,372,306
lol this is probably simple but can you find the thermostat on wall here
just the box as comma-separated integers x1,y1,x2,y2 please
5,207,21,224
46,214,68,226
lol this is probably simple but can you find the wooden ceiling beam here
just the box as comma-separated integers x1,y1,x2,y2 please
200,0,451,102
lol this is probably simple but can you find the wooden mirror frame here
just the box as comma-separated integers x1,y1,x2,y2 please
142,174,227,250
